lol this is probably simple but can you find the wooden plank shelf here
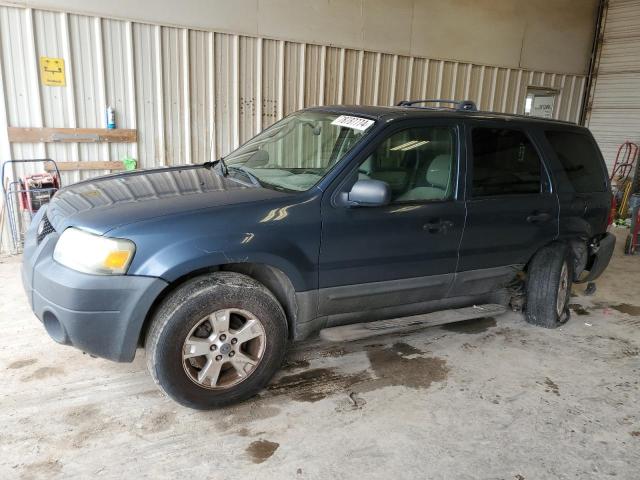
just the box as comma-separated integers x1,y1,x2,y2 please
45,161,125,171
8,127,137,143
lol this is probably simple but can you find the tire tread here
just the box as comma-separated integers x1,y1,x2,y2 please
144,272,287,409
525,244,572,329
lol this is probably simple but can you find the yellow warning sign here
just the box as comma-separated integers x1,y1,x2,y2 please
39,57,65,87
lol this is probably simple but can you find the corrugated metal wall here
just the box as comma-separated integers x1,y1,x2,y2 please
586,0,640,170
0,4,587,253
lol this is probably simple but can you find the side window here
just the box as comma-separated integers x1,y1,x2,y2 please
472,128,542,197
359,126,456,203
544,130,607,193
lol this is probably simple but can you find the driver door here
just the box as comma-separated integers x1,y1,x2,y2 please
318,120,465,326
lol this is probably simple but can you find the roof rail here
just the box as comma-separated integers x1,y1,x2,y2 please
396,99,478,112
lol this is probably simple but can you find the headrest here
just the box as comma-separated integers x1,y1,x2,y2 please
426,154,452,189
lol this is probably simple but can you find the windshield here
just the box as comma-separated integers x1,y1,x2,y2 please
223,111,375,191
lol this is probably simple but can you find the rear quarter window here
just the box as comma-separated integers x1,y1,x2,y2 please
544,130,607,193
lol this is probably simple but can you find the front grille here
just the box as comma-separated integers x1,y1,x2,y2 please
37,213,55,244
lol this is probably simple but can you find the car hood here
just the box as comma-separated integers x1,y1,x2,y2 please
45,165,290,235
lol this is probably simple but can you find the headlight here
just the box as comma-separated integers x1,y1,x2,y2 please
53,227,136,275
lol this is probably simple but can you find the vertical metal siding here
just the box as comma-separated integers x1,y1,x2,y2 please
0,3,588,253
341,48,359,105
103,18,136,167
586,0,640,171
161,26,188,166
189,30,215,165
68,14,97,182
260,39,280,129
133,23,160,168
283,41,302,116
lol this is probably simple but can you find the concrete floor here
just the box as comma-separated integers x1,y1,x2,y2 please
1,229,639,479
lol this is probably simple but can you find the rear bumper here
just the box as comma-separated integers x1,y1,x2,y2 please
22,209,168,362
577,232,616,283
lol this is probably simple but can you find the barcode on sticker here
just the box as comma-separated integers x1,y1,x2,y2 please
331,115,375,131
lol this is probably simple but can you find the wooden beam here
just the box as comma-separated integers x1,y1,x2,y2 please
8,128,137,143
44,161,125,171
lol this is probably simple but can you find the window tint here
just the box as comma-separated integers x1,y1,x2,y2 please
358,126,455,203
472,128,542,197
544,130,607,193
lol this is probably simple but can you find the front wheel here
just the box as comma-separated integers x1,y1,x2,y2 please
525,244,573,328
145,272,288,409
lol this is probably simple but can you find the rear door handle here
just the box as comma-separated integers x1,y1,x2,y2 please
526,212,552,223
423,219,454,233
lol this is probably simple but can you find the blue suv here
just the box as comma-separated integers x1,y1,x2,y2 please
21,100,615,409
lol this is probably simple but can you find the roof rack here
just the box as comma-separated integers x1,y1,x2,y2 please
396,99,478,112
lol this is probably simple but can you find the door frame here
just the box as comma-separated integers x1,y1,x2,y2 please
453,119,560,282
460,119,555,200
317,117,468,326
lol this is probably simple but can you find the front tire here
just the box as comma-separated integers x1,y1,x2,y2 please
145,272,288,409
525,244,573,328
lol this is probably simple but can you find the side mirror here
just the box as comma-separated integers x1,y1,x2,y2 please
340,179,391,207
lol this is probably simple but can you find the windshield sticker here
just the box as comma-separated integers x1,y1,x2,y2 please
331,115,375,131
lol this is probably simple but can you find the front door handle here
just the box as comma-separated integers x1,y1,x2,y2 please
526,212,552,223
423,219,454,234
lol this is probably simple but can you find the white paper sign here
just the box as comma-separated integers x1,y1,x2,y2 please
531,95,555,119
331,115,375,131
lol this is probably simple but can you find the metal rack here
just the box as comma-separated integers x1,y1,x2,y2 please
1,159,61,254
396,98,479,112
610,141,638,184
610,142,639,222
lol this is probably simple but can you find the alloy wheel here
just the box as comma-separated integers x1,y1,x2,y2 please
182,308,266,389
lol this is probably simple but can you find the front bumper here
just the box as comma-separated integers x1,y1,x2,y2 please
21,208,168,362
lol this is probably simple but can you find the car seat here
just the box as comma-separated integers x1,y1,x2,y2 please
396,154,452,201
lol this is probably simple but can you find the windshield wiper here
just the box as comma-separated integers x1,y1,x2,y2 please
203,159,262,187
227,165,262,187
203,157,229,176
221,157,229,176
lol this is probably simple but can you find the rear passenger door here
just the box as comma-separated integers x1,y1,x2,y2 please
451,122,558,296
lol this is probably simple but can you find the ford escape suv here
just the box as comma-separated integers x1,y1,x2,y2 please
21,100,615,409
